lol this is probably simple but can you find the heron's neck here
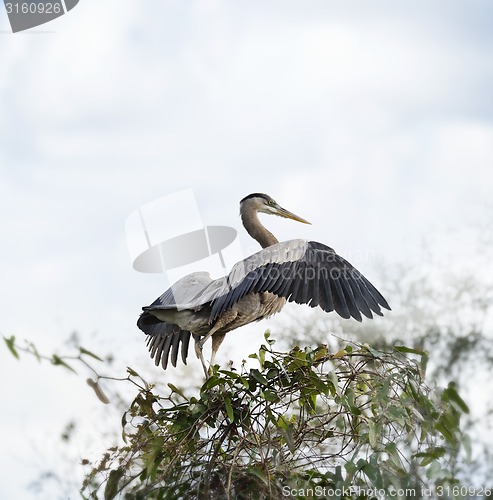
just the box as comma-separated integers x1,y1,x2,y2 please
241,208,278,248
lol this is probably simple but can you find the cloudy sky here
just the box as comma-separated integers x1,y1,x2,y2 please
1,1,493,497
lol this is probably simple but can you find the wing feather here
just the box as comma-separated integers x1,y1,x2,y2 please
338,275,362,321
329,271,351,319
287,266,303,304
138,312,193,368
308,267,320,308
348,276,374,319
319,271,334,312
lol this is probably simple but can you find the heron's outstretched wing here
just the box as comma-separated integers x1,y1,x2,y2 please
137,272,211,368
207,240,391,322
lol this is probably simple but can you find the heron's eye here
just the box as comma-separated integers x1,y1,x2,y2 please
268,200,273,205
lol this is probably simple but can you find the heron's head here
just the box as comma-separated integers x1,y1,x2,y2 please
240,193,311,224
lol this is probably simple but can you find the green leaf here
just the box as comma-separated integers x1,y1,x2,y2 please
363,345,382,357
121,412,128,442
462,433,472,463
86,378,110,404
28,342,41,362
260,389,280,403
349,406,361,416
277,414,289,430
263,330,275,345
259,347,266,368
279,424,296,454
344,460,357,479
420,352,429,375
201,375,222,392
386,405,407,426
248,465,268,484
126,367,140,377
414,446,446,466
435,419,456,444
79,347,103,362
145,437,164,480
332,349,346,358
251,369,269,387
224,396,234,422
442,383,469,414
238,376,250,389
395,345,427,356
385,442,403,469
51,355,77,374
368,453,384,489
104,467,124,500
313,345,328,361
3,336,19,359
266,368,279,380
167,383,186,399
218,369,239,379
287,350,309,372
369,420,378,448
326,372,339,396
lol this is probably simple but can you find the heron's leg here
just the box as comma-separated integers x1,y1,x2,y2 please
194,310,238,378
209,332,226,374
194,342,209,377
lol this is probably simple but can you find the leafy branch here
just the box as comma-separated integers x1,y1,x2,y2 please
2,334,149,405
80,333,469,500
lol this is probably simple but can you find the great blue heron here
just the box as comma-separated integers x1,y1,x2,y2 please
138,193,390,376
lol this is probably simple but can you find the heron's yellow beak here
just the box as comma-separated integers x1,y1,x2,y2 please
276,206,311,225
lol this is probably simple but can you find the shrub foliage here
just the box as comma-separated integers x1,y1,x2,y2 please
79,333,468,499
